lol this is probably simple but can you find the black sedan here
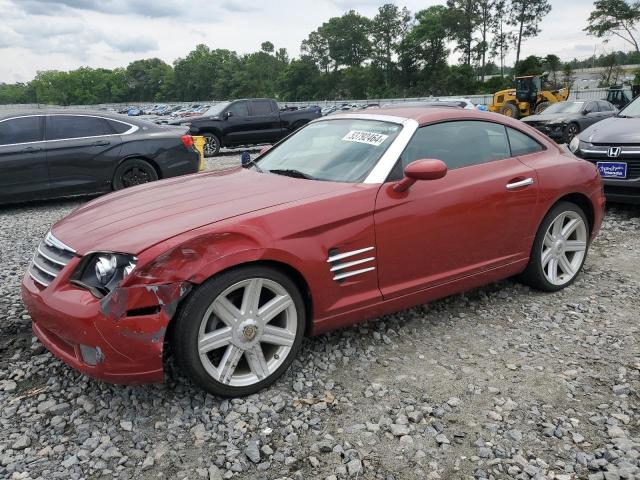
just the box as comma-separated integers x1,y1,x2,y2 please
521,100,617,144
0,110,201,204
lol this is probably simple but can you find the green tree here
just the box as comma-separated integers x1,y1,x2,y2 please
585,0,640,53
474,0,499,81
490,0,513,76
323,10,372,70
562,63,576,88
125,58,172,102
446,0,479,66
514,55,543,76
301,30,332,73
370,4,411,89
401,6,451,94
508,0,552,65
278,56,321,101
543,54,562,87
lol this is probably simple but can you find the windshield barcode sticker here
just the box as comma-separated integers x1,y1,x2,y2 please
342,130,389,146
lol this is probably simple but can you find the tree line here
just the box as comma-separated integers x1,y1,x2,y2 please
1,0,639,105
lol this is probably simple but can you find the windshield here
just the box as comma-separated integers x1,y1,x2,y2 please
542,101,584,114
204,102,231,117
256,119,402,182
619,95,640,117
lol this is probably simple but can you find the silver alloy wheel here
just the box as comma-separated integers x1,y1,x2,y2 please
541,211,587,286
204,137,218,156
197,277,297,387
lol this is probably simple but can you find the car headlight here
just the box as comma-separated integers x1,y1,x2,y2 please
569,136,580,153
72,253,137,297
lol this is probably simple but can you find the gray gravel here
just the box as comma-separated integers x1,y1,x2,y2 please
0,153,639,479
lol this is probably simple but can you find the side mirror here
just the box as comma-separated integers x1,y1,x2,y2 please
259,145,273,156
223,111,233,119
393,159,447,192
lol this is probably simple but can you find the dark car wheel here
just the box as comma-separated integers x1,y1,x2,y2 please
500,103,519,119
565,123,580,143
519,201,589,292
172,266,306,397
203,134,221,157
113,159,158,190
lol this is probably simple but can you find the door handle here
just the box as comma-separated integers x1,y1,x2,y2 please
92,140,110,146
506,177,534,190
21,146,42,153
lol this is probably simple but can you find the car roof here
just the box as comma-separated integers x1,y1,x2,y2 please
327,106,522,127
0,109,159,127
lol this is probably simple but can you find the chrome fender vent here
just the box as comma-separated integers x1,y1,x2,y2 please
327,246,375,282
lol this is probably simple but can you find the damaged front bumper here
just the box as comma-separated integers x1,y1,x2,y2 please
21,259,191,384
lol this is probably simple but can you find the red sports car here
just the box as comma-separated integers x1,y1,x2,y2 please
22,107,605,396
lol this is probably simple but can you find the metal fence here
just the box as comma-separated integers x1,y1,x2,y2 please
0,86,632,113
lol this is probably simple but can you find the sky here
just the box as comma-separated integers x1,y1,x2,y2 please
0,0,631,83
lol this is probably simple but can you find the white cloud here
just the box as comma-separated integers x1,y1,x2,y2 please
0,0,632,84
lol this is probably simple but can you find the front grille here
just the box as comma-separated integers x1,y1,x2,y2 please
29,232,76,287
581,145,640,180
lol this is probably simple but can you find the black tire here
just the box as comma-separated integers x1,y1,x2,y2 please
203,133,221,157
565,122,580,143
519,201,590,292
172,266,306,397
500,103,519,119
535,101,551,114
112,158,158,190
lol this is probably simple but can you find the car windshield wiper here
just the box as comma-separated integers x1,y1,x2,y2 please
267,169,316,180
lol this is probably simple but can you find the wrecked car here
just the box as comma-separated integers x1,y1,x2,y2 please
23,107,604,397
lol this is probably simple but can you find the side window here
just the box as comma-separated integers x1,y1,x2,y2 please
0,116,44,145
251,100,274,116
400,120,511,171
106,119,132,134
46,115,110,140
226,101,249,117
597,101,612,112
585,102,598,113
507,127,543,156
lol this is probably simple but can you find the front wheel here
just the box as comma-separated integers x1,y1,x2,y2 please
565,123,580,143
519,202,589,292
203,134,221,157
500,103,519,119
172,266,305,397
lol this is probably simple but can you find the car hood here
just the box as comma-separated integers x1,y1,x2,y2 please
522,112,576,123
52,168,352,255
580,116,640,144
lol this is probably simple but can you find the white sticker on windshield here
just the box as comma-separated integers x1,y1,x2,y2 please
342,130,389,146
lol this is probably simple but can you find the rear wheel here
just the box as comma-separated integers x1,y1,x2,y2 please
172,266,305,397
203,134,221,157
112,158,158,190
500,103,519,119
519,202,589,292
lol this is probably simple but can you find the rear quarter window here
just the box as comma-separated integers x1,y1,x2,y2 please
507,127,543,156
106,119,133,134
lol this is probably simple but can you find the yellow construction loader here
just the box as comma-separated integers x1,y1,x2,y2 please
488,74,570,119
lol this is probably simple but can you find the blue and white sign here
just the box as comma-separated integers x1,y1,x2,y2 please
597,161,627,179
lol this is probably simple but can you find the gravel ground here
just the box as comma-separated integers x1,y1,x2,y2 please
0,153,638,480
